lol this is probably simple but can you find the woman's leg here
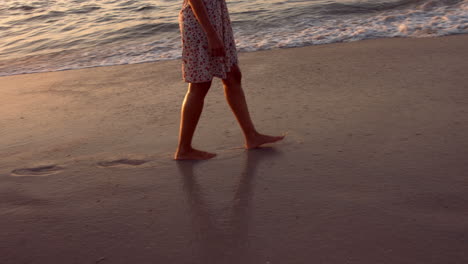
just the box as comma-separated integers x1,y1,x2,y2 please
175,81,217,160
222,65,285,149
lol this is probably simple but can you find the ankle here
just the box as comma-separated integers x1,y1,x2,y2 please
177,145,193,153
245,130,259,141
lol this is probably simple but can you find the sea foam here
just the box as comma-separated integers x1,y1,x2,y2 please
0,0,466,77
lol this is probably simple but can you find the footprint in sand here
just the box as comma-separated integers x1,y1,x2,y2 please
11,164,63,176
97,158,148,168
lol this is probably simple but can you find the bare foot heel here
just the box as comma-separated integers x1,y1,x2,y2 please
245,133,285,149
174,148,217,160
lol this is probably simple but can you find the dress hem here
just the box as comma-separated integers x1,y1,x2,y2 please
182,61,238,84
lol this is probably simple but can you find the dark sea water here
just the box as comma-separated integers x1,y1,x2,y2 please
0,0,466,76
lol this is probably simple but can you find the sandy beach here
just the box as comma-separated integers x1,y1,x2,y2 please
1,35,468,263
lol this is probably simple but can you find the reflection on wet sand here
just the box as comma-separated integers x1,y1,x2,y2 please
177,148,282,264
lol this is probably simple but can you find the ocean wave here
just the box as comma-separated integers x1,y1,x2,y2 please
321,0,425,15
135,5,159,12
0,0,466,77
69,5,101,14
8,5,37,11
235,0,468,50
19,10,66,23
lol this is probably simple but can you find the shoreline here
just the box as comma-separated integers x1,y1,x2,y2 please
1,34,467,78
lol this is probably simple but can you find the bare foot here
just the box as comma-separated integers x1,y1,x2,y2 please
174,148,217,160
245,133,285,149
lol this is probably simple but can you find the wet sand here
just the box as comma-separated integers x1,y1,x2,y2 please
1,35,468,264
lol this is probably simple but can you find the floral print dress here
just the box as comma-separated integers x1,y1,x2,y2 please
178,0,238,83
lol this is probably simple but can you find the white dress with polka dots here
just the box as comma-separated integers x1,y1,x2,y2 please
178,0,238,83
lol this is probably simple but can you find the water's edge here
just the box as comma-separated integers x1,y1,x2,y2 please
1,34,465,78
0,0,466,77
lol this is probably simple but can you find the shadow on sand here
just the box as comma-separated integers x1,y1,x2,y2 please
176,147,282,264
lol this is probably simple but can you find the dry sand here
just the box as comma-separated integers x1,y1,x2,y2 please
1,35,468,264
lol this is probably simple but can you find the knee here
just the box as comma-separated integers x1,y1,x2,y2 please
231,66,242,84
223,65,242,88
188,81,211,98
